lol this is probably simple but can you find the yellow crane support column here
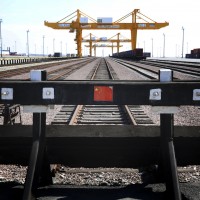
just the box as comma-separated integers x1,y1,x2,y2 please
131,9,139,50
117,33,120,53
112,43,114,55
76,29,82,57
94,46,96,57
89,33,92,56
85,44,123,56
76,10,82,57
131,29,137,50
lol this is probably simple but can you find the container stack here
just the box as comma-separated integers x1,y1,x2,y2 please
112,48,146,60
186,48,200,58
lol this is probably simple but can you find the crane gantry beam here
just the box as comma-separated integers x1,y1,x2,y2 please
85,44,123,56
44,9,169,57
82,33,131,56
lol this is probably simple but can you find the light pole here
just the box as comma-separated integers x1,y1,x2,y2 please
15,41,16,52
43,35,45,56
60,41,62,55
163,33,165,58
182,26,184,58
26,30,29,57
151,38,153,57
0,19,3,57
53,38,55,54
35,44,36,56
175,44,177,57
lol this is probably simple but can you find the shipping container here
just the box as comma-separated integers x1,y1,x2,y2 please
69,28,75,33
185,54,191,58
134,48,143,57
97,17,112,23
193,48,200,54
112,48,145,60
190,48,200,58
193,53,200,58
143,52,151,57
80,17,88,23
70,54,76,57
100,37,107,41
54,52,62,57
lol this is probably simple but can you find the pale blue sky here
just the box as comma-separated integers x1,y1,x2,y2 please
1,0,200,57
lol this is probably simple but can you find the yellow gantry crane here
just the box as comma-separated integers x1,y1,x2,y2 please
85,43,123,57
44,9,169,57
82,33,131,56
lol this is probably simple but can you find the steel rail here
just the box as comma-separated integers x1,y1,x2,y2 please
48,58,96,80
141,60,200,77
68,59,101,125
68,58,147,126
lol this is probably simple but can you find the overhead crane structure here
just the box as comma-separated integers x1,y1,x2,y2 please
84,43,123,57
83,33,130,56
44,9,169,57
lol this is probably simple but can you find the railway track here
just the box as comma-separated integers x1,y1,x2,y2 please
0,57,99,124
47,57,97,80
145,59,200,68
51,58,154,126
0,57,200,200
141,60,200,78
0,57,95,79
112,58,200,80
111,58,157,79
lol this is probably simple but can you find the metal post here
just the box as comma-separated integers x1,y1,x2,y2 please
35,44,36,56
182,27,184,58
163,33,165,58
23,70,52,200
151,38,153,57
0,19,3,57
27,30,29,57
43,35,45,57
187,42,188,54
60,41,62,55
159,69,182,200
23,113,42,200
53,38,55,54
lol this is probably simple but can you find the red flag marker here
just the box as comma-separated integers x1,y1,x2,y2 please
94,86,113,102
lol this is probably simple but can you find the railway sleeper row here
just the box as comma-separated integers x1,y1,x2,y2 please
51,105,76,125
0,104,22,125
128,105,154,125
51,104,153,126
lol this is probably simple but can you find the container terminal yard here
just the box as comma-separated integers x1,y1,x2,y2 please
1,1,200,200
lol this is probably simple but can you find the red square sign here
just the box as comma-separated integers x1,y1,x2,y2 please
94,86,113,102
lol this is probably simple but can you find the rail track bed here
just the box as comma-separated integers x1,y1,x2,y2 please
52,105,154,125
1,57,200,200
51,58,154,126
